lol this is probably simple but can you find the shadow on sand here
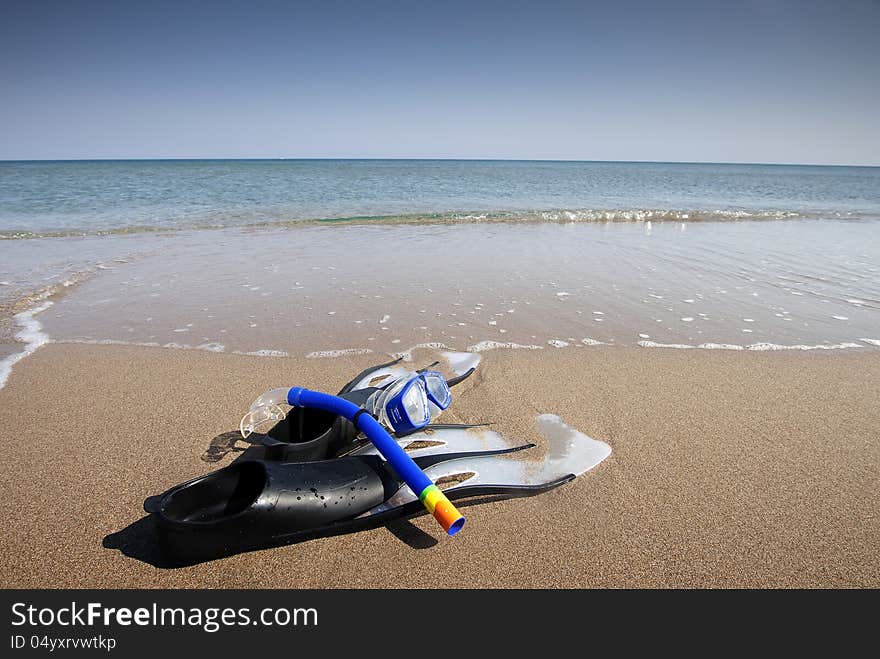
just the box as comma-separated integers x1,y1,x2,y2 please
102,513,444,569
102,429,455,568
103,426,524,568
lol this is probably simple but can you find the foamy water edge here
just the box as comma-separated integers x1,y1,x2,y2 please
0,301,53,389
4,332,878,392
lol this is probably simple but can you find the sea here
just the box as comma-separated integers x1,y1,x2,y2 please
1,159,879,385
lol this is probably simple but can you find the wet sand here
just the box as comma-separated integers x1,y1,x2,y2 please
0,343,878,588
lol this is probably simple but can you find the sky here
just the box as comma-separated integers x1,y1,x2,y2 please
1,0,878,164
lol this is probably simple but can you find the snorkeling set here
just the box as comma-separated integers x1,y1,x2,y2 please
144,353,609,564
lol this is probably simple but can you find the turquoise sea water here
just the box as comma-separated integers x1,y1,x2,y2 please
1,159,879,237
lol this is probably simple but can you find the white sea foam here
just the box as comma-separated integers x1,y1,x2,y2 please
638,339,864,352
547,339,569,348
58,338,162,348
389,342,450,361
528,208,804,224
581,338,606,346
196,342,226,353
746,342,863,351
56,338,237,355
467,340,543,352
0,301,53,389
638,340,693,349
860,339,880,346
234,349,289,357
306,348,374,358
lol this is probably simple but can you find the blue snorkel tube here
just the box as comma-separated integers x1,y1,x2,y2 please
243,386,466,535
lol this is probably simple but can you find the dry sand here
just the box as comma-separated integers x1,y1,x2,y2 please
0,343,877,588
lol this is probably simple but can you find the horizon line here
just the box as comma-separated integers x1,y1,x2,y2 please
1,157,879,168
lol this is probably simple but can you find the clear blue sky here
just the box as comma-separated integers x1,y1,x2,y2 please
1,0,878,164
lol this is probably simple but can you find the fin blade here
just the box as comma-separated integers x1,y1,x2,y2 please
362,418,611,514
350,425,515,458
412,443,534,470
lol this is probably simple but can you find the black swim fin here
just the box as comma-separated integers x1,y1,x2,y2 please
145,442,570,565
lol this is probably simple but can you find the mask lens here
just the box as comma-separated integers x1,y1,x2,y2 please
422,372,452,409
401,378,430,427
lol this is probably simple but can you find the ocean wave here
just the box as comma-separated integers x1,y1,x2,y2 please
467,340,544,352
2,207,875,240
0,301,53,389
305,348,374,358
52,339,290,358
637,340,870,351
0,268,101,390
0,268,95,315
392,342,451,361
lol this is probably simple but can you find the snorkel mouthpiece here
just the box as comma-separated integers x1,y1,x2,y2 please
419,484,466,535
239,387,291,438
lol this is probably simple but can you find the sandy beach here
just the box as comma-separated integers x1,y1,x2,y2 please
0,342,877,588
